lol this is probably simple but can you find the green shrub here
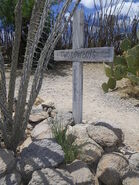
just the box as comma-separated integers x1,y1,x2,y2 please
52,122,79,164
102,37,139,93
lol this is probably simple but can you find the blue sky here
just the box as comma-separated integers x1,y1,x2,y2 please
0,0,138,28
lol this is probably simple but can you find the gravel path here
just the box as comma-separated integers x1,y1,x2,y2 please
7,63,139,152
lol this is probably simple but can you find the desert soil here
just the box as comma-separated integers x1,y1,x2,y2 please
6,63,139,152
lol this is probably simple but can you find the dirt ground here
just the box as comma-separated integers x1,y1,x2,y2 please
6,63,139,152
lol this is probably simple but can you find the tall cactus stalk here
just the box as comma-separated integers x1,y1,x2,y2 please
0,0,81,152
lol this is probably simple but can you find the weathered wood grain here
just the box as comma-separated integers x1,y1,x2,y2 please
72,10,84,124
54,47,114,63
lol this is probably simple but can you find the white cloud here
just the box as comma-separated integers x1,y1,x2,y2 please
80,0,119,8
80,0,94,8
106,2,139,18
80,0,139,18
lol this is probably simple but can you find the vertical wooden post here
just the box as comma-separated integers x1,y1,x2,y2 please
72,10,84,124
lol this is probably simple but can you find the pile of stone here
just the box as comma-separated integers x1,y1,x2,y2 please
29,99,57,124
0,100,139,185
66,123,139,185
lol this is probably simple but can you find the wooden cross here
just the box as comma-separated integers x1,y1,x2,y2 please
54,10,114,124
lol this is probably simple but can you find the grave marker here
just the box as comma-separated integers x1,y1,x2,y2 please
54,10,114,124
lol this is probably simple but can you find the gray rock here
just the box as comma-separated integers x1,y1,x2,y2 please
118,145,135,157
27,124,33,131
0,172,22,185
41,101,55,111
28,168,74,185
50,110,57,118
67,159,95,185
53,111,73,128
46,108,53,116
97,152,129,185
19,137,32,152
129,153,139,171
31,105,43,114
31,120,53,140
34,97,44,106
0,149,15,177
87,122,123,149
29,111,49,124
73,138,103,165
122,171,139,185
17,139,64,182
0,130,3,148
66,124,89,144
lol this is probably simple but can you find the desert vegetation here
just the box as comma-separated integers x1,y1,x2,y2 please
0,0,138,66
0,0,81,152
102,34,139,94
0,1,139,185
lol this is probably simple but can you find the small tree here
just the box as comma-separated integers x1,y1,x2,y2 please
0,0,34,27
0,0,81,152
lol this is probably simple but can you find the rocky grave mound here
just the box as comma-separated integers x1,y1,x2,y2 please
0,100,138,185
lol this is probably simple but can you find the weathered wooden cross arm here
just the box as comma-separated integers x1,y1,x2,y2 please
54,47,114,63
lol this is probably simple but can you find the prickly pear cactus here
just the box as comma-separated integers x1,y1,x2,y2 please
107,78,116,89
102,38,139,93
102,83,109,93
120,38,132,51
114,56,127,66
125,45,139,75
114,65,127,80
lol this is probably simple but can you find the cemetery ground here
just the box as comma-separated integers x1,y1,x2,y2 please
6,62,139,152
1,62,139,185
1,1,139,184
